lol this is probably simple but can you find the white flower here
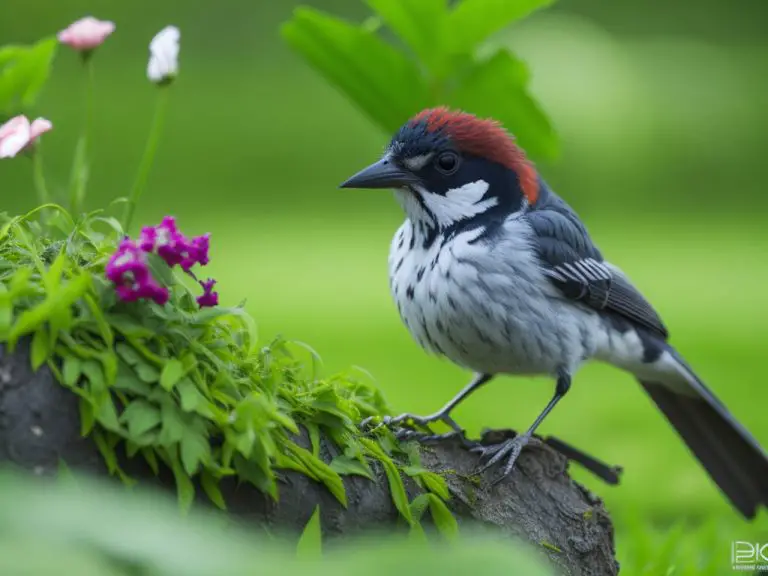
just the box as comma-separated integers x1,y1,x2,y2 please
147,26,180,84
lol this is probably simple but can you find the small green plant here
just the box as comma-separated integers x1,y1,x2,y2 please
0,14,454,536
282,0,558,160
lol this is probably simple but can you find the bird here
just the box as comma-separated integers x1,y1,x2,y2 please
340,106,768,519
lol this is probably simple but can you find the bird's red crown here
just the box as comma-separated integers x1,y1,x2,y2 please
410,107,539,204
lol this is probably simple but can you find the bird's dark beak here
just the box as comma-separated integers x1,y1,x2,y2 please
339,158,418,190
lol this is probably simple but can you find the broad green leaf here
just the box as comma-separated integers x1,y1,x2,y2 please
446,0,554,56
200,470,226,510
0,37,58,113
296,505,322,559
160,359,184,391
120,400,162,439
281,7,430,134
134,362,160,383
95,396,121,433
180,427,210,475
366,0,447,75
157,400,186,447
81,359,106,396
30,326,49,370
113,366,152,396
329,455,374,479
450,50,557,159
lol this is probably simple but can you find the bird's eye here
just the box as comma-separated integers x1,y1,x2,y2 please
435,151,460,175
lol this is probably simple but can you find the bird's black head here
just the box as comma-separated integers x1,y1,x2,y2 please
341,107,540,232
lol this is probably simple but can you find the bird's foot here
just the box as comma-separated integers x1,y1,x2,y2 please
359,412,479,449
472,432,532,484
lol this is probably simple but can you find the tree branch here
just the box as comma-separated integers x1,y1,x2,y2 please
0,342,618,575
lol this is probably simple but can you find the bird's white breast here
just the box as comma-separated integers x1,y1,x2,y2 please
388,216,598,376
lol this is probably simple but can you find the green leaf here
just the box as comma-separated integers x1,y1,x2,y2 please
79,399,95,436
30,326,49,370
120,400,161,439
366,0,447,75
160,359,184,391
180,427,210,476
115,342,142,366
361,438,413,525
307,422,321,458
296,505,323,559
446,0,554,56
281,7,430,134
284,443,347,507
200,470,227,510
92,430,119,475
329,455,374,479
0,284,11,339
113,366,152,396
134,362,160,383
0,36,58,114
95,396,121,433
8,273,90,348
107,314,155,339
62,354,82,387
141,447,159,475
157,399,185,446
168,448,196,513
450,50,557,159
426,493,458,539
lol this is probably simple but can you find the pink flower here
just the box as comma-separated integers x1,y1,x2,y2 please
106,239,169,305
0,116,53,159
58,16,116,51
181,233,210,271
196,279,218,308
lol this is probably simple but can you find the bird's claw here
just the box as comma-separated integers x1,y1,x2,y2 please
472,433,532,483
359,412,479,449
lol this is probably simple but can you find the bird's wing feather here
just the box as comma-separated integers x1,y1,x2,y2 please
527,209,669,339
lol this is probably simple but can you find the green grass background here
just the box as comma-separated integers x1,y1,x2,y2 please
2,0,768,571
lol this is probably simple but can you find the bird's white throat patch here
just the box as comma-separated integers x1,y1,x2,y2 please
395,180,497,229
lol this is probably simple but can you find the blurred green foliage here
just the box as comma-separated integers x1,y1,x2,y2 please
0,470,554,575
0,36,56,116
282,0,557,158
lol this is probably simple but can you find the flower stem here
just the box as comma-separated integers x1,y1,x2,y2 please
68,57,94,216
122,87,170,233
32,147,50,205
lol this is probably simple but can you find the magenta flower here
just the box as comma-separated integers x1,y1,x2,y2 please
181,233,210,271
196,279,219,308
140,217,210,271
58,16,116,51
106,239,169,305
0,116,53,159
109,216,217,309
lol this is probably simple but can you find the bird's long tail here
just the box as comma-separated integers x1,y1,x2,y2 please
638,345,768,519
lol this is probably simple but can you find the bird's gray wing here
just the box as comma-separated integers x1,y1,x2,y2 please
527,209,669,340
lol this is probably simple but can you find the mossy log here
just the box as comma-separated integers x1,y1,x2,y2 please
0,342,619,575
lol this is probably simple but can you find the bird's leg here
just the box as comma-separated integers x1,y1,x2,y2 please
474,372,572,483
360,373,493,446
